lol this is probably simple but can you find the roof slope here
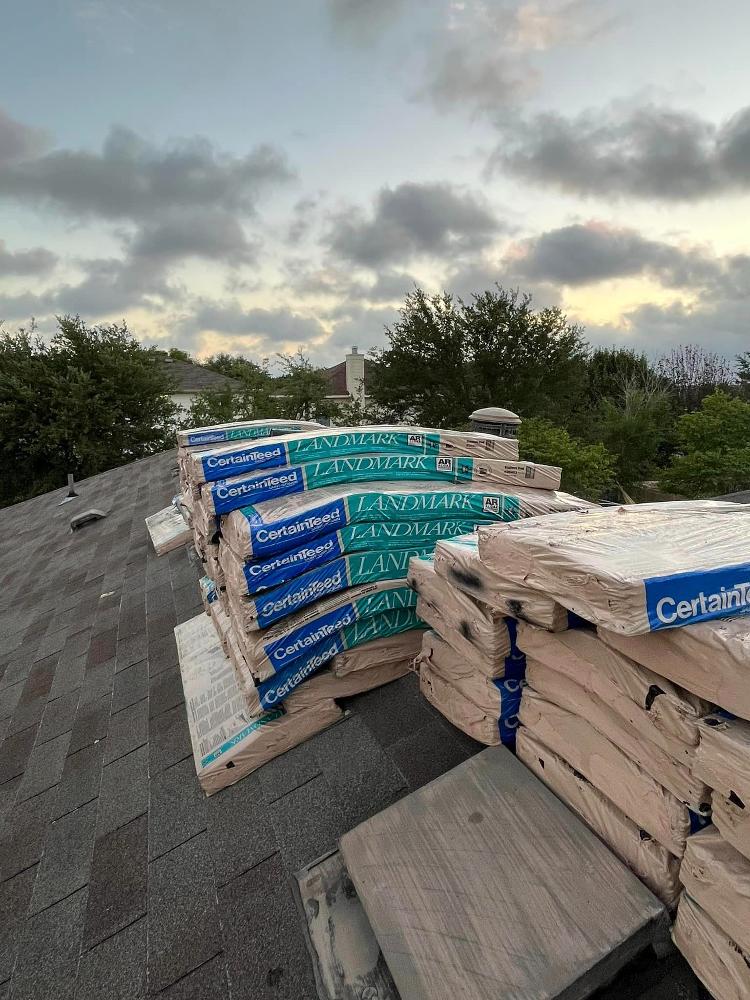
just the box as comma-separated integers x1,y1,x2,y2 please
0,450,483,999
159,359,243,393
324,357,372,396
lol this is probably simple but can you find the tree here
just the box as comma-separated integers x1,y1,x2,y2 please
167,347,191,361
660,391,750,497
656,345,737,412
202,352,269,383
518,417,616,502
591,373,673,493
368,286,589,428
274,350,340,422
583,347,652,406
0,315,178,505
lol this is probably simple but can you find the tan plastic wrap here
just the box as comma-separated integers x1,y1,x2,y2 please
478,501,750,635
517,729,682,910
417,631,507,717
601,618,750,722
518,623,707,754
145,505,191,556
204,542,225,590
433,532,574,630
329,630,425,677
680,828,750,955
695,713,750,803
174,612,341,795
712,793,750,862
673,894,750,1000
524,658,710,811
408,556,510,674
419,662,501,745
519,688,692,855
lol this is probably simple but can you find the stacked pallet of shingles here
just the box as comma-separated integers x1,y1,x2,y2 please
176,418,323,587
475,500,750,994
193,426,537,716
408,517,591,749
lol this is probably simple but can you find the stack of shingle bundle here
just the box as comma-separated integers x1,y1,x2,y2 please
176,418,322,578
475,501,750,987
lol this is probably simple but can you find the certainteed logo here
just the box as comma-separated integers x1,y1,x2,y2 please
644,564,750,630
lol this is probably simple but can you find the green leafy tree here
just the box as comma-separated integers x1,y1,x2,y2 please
0,315,178,505
591,374,673,493
274,350,340,422
518,417,616,502
660,391,750,497
167,347,191,361
368,286,589,428
186,354,281,427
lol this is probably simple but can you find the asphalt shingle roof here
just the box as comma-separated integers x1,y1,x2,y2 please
0,451,484,999
0,452,705,999
159,360,243,394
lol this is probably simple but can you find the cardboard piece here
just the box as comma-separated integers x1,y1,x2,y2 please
680,828,750,955
341,746,669,1000
433,532,573,630
712,793,750,863
672,894,750,1000
695,713,750,804
478,501,750,634
174,612,341,795
145,505,191,556
408,556,512,673
518,623,707,755
519,688,694,855
517,729,681,910
524,659,710,812
600,618,750,722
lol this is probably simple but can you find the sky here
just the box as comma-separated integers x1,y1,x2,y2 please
1,0,750,368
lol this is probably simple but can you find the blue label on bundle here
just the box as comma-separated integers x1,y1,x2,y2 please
493,677,525,749
689,810,712,834
201,443,289,481
211,467,305,513
243,499,347,555
644,562,750,630
263,602,358,669
242,536,344,594
254,557,351,628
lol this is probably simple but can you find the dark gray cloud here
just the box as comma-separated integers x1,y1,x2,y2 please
327,182,501,267
180,300,326,350
421,41,530,113
512,222,750,297
0,240,57,277
493,103,750,200
128,210,257,264
0,123,293,220
0,108,49,165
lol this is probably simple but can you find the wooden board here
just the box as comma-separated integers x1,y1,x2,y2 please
340,747,669,1000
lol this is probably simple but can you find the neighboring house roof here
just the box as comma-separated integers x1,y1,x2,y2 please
0,450,481,999
158,357,243,393
323,358,372,397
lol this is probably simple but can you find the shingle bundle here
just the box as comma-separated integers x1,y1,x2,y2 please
474,499,750,991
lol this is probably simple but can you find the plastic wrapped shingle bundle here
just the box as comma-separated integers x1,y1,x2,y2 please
417,630,524,747
176,418,323,449
433,532,581,631
478,500,750,634
672,828,750,1000
407,555,518,676
221,482,590,561
693,713,750,862
202,453,562,517
517,729,682,909
187,424,520,484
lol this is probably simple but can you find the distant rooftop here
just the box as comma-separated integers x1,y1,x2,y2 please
155,354,243,394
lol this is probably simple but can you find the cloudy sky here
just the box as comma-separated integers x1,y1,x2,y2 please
2,0,750,367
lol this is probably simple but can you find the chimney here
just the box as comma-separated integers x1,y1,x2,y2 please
345,346,365,407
